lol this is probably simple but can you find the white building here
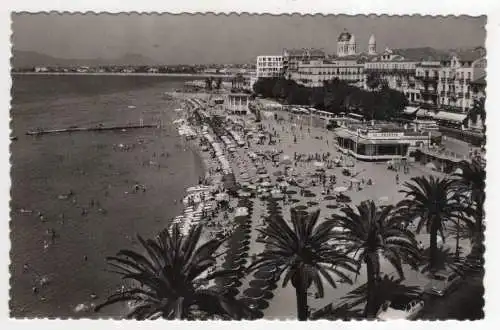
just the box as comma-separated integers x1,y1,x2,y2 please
364,48,420,103
290,30,377,88
415,61,442,108
437,49,486,114
292,58,365,88
256,55,284,79
282,48,326,76
226,93,250,115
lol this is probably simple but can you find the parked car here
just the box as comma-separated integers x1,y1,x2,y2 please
424,271,461,297
377,299,424,320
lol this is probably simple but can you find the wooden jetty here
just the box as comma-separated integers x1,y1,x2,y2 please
26,124,160,136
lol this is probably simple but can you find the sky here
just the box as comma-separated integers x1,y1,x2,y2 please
11,13,486,64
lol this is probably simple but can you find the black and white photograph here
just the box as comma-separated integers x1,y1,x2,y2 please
6,9,490,322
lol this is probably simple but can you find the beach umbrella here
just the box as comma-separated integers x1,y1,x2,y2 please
313,161,325,168
253,298,271,309
307,201,319,207
324,195,336,201
260,181,272,187
248,282,271,291
253,271,274,280
293,205,308,211
334,186,348,193
453,167,463,175
243,288,265,299
326,204,339,209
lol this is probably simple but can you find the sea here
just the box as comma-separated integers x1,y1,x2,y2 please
9,74,205,317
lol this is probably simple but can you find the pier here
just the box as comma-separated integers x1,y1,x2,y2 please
26,124,160,136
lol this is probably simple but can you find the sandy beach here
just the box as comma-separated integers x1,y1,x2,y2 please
168,91,474,319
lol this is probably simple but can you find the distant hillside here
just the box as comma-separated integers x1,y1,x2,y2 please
11,50,159,68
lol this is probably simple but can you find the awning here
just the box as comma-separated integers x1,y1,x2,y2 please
434,111,467,123
359,139,408,145
333,129,352,139
416,109,437,118
403,106,420,115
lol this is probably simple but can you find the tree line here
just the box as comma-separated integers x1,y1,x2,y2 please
253,77,408,121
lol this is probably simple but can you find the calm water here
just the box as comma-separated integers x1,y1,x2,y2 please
10,74,204,317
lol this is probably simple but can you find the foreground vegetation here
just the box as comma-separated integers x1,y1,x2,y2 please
253,77,408,121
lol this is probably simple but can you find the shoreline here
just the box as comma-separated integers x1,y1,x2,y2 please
12,72,250,78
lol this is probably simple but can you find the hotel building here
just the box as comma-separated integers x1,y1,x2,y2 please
256,55,284,79
291,30,377,88
364,48,421,103
282,48,326,76
435,49,486,124
291,58,366,88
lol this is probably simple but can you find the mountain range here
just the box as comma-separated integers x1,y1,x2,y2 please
11,46,483,68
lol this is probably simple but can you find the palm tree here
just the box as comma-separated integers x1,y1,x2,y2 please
453,159,485,240
452,160,486,274
398,176,465,273
342,274,421,318
468,97,486,131
96,224,252,320
248,209,359,320
331,201,420,318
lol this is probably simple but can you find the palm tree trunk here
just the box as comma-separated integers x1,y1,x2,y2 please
455,219,460,260
294,277,309,321
430,218,439,272
364,255,378,319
